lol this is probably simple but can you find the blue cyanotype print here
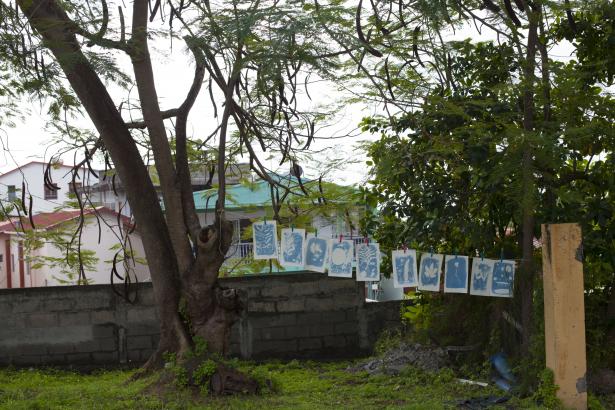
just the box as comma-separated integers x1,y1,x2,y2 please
470,258,494,296
304,234,328,273
253,220,278,260
444,255,469,293
328,239,354,278
280,228,305,267
491,260,515,297
392,249,418,288
418,253,443,292
356,243,380,281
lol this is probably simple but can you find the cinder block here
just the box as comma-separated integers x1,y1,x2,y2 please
305,297,335,311
323,336,347,348
321,311,346,324
12,298,40,313
290,282,320,296
310,323,334,337
276,299,305,312
260,327,285,340
261,284,291,298
127,335,153,350
74,294,113,310
92,351,118,363
295,312,321,325
298,338,322,350
284,325,310,339
74,340,100,353
65,353,91,364
136,290,157,306
335,322,359,335
42,298,76,312
253,340,297,355
59,312,90,326
126,308,157,322
48,344,74,354
10,355,42,365
98,337,117,352
250,313,296,328
17,344,48,356
318,279,354,292
93,323,116,338
28,312,58,328
127,323,159,336
247,300,276,312
90,310,115,324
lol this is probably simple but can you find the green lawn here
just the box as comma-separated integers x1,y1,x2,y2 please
0,361,546,409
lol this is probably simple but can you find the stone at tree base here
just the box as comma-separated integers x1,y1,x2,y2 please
210,365,259,395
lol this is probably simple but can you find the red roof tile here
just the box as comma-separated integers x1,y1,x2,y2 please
0,207,132,233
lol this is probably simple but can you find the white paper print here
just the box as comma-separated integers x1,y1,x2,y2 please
328,239,354,278
444,255,469,294
491,260,515,298
280,228,305,267
418,253,443,292
392,249,418,288
304,233,329,273
253,220,278,260
470,258,495,296
356,242,380,281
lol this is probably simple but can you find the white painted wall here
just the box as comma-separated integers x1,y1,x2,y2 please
0,162,99,214
26,212,149,287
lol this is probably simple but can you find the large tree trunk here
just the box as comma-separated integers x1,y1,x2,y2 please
17,0,242,368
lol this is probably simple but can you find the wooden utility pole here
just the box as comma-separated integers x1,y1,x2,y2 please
542,223,587,410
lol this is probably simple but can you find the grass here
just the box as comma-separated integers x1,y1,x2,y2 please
0,360,549,409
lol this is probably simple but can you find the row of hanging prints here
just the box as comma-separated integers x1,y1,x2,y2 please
252,221,514,298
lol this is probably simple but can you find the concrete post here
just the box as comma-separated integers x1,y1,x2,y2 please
542,223,587,410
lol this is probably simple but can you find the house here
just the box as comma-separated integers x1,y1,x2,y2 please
0,207,148,289
0,160,99,214
193,174,363,270
85,163,251,216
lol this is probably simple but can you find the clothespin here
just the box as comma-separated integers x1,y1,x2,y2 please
454,249,458,259
315,229,318,237
402,244,407,254
339,234,343,243
364,236,369,245
480,249,484,261
430,247,434,257
291,224,294,232
264,216,267,225
500,248,504,263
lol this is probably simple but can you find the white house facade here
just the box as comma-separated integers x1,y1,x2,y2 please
0,207,149,289
0,161,99,214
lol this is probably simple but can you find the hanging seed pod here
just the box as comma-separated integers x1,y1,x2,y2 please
503,0,522,27
413,26,424,68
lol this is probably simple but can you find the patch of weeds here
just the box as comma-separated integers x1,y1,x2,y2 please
192,359,217,394
532,368,563,409
373,328,404,356
588,392,606,410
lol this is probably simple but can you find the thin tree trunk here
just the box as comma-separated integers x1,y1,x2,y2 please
519,7,539,355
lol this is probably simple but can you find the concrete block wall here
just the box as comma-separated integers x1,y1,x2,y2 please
0,272,403,366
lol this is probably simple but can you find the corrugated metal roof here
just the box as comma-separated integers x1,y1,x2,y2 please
193,174,308,211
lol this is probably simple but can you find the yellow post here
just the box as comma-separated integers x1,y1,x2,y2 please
542,223,587,410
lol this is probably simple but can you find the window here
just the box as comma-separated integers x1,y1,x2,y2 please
7,185,16,201
44,183,59,200
68,182,82,197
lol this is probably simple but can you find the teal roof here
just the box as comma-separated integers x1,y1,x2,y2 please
194,174,306,211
